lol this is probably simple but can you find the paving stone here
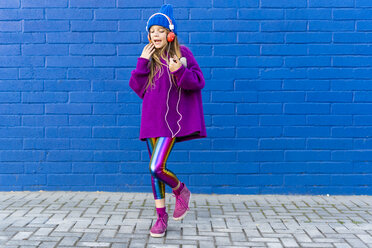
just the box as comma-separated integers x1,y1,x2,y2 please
0,192,370,248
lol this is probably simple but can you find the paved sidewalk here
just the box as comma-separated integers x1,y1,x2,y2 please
0,192,371,248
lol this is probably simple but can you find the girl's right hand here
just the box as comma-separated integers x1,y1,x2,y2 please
140,43,155,60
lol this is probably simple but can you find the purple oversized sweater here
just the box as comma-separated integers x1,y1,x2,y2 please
129,45,207,143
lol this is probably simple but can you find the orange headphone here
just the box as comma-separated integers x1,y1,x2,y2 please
146,13,175,43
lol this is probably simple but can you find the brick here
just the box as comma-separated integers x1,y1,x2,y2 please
260,115,305,126
284,126,330,137
0,33,45,44
69,115,116,126
0,0,19,8
22,0,67,8
214,45,259,55
73,162,118,173
261,21,307,32
45,104,91,114
309,21,354,31
238,33,284,43
190,32,236,44
70,139,117,150
309,0,354,7
22,92,68,103
44,80,91,92
47,56,93,67
239,9,283,20
238,151,284,162
0,56,44,67
214,20,258,32
47,33,92,43
68,69,114,80
24,21,69,32
93,127,139,138
238,56,282,67
46,9,92,20
307,138,353,149
94,56,137,67
356,0,372,7
70,0,115,8
47,174,94,184
262,45,307,55
0,45,20,55
261,0,306,7
0,21,21,31
286,9,331,20
22,44,68,55
71,21,117,32
0,163,24,174
95,9,140,20
237,103,282,114
284,103,330,114
45,127,91,138
285,150,331,161
213,0,257,8
285,56,330,67
332,103,372,114
19,68,67,79
23,139,69,149
237,175,283,186
191,8,236,20
0,116,21,126
0,151,45,162
70,44,115,55
307,92,352,102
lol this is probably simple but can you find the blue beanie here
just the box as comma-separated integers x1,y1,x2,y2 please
146,4,177,35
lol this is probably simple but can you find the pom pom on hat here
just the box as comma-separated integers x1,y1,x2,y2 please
146,4,177,35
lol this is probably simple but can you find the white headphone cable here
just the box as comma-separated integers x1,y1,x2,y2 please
164,44,182,138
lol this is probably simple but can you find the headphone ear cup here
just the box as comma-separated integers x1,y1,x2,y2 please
148,34,151,43
167,32,175,42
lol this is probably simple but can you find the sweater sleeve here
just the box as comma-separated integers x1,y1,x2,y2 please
129,57,150,99
170,46,205,91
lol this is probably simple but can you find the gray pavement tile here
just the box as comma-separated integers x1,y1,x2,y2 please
0,192,370,247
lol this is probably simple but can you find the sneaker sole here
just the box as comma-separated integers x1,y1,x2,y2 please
173,192,191,221
150,231,166,238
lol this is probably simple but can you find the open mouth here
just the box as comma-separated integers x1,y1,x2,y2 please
154,39,162,44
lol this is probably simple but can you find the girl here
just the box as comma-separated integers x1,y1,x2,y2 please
129,4,207,238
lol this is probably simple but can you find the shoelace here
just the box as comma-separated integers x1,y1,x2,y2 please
172,194,190,211
156,215,167,228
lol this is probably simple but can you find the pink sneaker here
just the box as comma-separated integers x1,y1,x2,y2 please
172,184,191,220
150,213,168,238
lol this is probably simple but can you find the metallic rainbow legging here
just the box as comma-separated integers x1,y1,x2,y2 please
146,137,180,200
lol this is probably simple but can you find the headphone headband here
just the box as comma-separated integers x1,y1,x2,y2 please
146,12,174,32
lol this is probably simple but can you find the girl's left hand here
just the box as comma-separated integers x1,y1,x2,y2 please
169,55,182,72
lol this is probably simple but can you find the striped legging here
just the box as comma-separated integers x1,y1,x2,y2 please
146,137,180,200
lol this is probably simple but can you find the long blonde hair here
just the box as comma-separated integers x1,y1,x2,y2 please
146,31,181,92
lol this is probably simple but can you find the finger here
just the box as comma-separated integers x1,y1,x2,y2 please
146,45,154,53
147,44,154,51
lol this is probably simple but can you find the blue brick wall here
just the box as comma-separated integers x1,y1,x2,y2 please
0,0,371,195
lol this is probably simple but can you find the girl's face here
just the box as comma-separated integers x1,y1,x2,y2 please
149,25,168,49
